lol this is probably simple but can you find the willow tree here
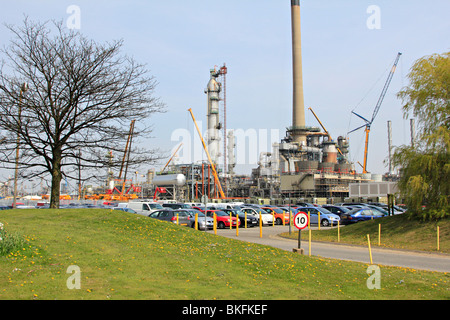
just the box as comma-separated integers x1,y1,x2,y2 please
393,51,449,220
0,19,165,208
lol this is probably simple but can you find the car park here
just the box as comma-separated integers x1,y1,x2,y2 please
181,209,214,230
221,208,258,227
241,207,274,226
205,210,240,229
340,207,384,225
148,209,190,226
261,207,290,225
296,207,340,227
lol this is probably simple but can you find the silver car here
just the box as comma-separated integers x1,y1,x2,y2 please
183,209,214,230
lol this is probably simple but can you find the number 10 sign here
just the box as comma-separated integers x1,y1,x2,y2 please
294,212,309,230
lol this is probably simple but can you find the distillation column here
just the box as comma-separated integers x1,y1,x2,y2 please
205,69,222,164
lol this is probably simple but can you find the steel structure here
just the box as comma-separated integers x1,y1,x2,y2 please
349,52,402,173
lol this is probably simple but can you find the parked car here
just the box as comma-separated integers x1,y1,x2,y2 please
367,203,404,214
365,205,389,216
340,208,385,225
295,202,317,207
241,207,274,226
261,207,290,225
279,206,298,216
162,203,192,209
221,208,258,227
128,202,164,216
148,209,190,226
205,210,240,229
296,207,340,227
183,209,214,230
192,206,206,213
321,205,350,217
113,207,137,214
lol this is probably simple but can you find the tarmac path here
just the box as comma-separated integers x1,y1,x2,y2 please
210,225,450,273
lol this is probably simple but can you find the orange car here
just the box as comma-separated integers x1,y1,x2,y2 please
261,207,290,225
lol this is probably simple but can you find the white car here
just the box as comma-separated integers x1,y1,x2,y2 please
241,207,274,226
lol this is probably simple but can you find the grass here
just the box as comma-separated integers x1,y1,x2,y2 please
0,209,449,300
280,214,450,253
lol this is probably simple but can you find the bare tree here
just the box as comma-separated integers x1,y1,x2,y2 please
0,18,165,208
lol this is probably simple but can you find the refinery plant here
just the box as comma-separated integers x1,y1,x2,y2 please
117,0,402,206
1,1,403,206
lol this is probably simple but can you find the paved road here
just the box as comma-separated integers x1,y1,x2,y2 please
208,225,450,273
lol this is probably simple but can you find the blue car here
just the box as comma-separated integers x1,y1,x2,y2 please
296,207,340,227
340,207,384,225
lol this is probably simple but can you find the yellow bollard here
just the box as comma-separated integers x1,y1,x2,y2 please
176,213,179,225
308,211,310,229
272,212,275,227
338,220,340,242
378,224,381,246
213,213,217,235
195,213,198,230
229,212,232,230
236,214,239,237
283,211,285,226
318,211,321,231
367,234,373,264
259,213,262,238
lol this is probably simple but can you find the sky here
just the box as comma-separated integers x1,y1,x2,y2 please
0,0,449,190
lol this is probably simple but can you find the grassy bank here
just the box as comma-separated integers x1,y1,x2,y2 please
0,209,448,300
280,214,450,253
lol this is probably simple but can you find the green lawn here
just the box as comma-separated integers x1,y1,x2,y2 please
0,209,448,300
280,213,450,253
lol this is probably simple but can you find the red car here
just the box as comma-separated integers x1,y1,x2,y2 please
205,210,240,229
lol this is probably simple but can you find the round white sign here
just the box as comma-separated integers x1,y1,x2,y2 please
294,212,309,230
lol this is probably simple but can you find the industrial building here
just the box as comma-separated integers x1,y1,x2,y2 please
82,1,400,206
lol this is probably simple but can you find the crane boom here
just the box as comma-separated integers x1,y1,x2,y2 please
188,108,225,199
349,52,402,174
308,107,343,156
371,52,402,123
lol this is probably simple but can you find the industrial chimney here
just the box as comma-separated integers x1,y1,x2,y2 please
290,0,307,145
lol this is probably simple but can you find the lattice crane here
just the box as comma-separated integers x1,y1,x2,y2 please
349,52,402,173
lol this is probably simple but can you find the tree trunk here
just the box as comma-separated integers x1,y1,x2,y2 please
50,151,62,209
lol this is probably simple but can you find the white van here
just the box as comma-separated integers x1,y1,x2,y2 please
127,202,164,216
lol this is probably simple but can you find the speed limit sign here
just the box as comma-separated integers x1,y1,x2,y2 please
294,212,309,230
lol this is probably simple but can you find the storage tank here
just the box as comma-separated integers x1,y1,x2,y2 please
152,174,186,186
322,141,338,164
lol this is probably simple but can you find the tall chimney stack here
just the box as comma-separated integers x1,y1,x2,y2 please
290,0,307,145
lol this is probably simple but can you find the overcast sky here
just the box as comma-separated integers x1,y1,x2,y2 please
1,0,449,188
